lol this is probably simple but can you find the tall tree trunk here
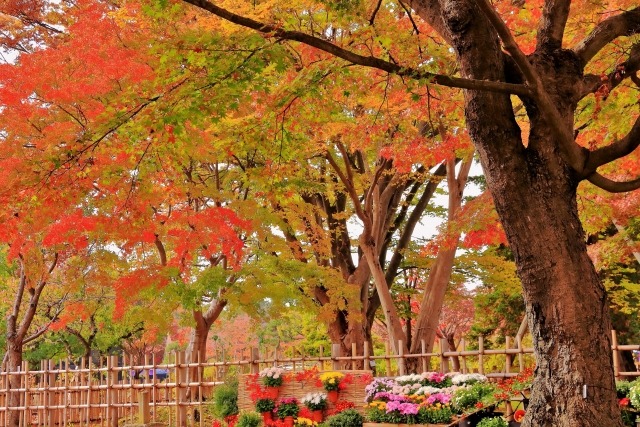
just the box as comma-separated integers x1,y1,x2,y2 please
492,167,619,426
5,339,22,427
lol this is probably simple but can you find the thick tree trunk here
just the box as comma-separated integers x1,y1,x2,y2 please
492,172,620,427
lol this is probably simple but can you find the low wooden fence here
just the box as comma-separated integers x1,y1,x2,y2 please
1,331,638,427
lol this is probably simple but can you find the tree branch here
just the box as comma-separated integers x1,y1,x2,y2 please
475,0,587,173
585,116,640,171
536,0,571,51
574,7,640,66
180,0,531,96
580,43,640,99
587,172,640,193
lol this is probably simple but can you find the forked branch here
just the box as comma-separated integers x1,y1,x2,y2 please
475,0,587,173
574,7,640,66
585,117,640,171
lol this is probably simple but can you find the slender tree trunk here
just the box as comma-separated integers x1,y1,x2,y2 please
5,339,22,427
408,156,472,371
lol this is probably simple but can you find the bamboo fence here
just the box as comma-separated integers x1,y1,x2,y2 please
1,330,638,427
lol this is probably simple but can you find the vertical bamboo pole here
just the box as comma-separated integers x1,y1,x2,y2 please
151,353,157,423
198,350,203,427
319,346,324,370
439,339,449,373
421,340,428,373
139,391,150,424
398,341,406,376
384,343,392,376
461,339,468,374
99,357,105,427
64,358,69,426
108,356,119,427
516,336,524,373
46,360,54,427
176,351,187,427
364,342,371,372
505,337,512,374
22,361,29,427
478,336,485,375
612,330,621,380
351,343,357,371
331,344,342,371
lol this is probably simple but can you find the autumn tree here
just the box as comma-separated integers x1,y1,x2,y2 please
172,0,640,425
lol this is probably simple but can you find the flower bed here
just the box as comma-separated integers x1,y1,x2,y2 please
237,368,373,413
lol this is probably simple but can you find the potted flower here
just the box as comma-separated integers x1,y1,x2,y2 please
255,397,276,423
301,392,327,422
319,371,344,402
276,397,299,427
293,417,316,427
259,367,285,398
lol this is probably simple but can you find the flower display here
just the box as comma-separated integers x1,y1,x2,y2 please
293,417,316,427
259,367,285,387
301,392,327,411
319,371,345,392
451,373,488,386
276,397,299,419
255,397,276,413
364,375,458,425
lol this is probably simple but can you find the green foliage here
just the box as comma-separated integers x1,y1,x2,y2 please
255,398,276,413
417,406,454,424
452,383,496,412
235,411,262,427
476,417,508,427
212,381,239,418
325,409,363,427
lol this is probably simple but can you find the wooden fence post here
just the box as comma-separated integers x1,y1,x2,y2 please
505,336,512,374
478,336,485,375
384,343,392,376
174,351,187,427
439,339,449,374
139,391,150,424
108,356,119,427
612,330,621,380
421,340,428,373
331,344,342,371
398,341,406,376
250,348,260,374
364,342,371,372
461,339,468,374
351,343,358,371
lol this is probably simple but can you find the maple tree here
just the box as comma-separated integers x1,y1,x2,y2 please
169,0,640,425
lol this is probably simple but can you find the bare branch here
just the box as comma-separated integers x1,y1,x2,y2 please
475,0,587,173
369,0,383,25
574,7,640,66
585,116,640,171
180,0,531,96
536,0,571,51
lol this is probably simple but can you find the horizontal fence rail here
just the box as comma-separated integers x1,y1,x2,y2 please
0,330,637,427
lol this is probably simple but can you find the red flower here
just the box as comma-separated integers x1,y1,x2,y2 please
475,402,484,409
514,409,526,422
619,397,631,407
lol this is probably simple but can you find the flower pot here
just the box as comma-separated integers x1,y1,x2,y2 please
311,410,323,423
261,412,272,423
327,390,339,403
283,416,295,427
265,386,280,399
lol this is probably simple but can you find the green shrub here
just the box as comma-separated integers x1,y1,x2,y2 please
236,411,262,427
212,381,238,418
477,416,508,427
325,409,363,427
